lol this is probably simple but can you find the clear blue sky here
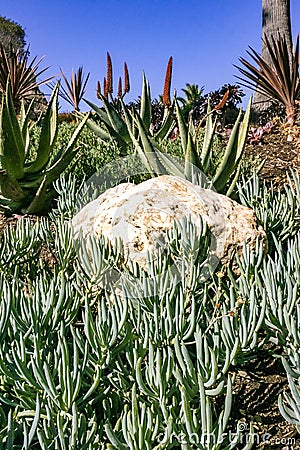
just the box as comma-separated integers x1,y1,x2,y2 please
1,0,299,111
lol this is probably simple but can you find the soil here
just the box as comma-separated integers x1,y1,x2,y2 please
0,121,300,449
229,347,299,449
244,120,300,189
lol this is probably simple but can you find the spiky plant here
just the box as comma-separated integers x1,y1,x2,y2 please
0,82,89,214
235,33,300,124
57,66,90,112
85,54,175,155
0,43,53,112
83,54,251,195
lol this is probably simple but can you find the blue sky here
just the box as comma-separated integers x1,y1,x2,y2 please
1,0,299,111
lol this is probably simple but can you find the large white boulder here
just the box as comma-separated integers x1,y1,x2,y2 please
72,175,267,270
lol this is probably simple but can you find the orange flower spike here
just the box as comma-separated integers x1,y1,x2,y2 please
214,90,229,111
118,76,122,98
96,81,101,99
162,56,173,108
124,62,130,94
106,52,113,94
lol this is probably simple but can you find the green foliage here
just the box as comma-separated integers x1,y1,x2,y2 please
0,43,53,113
84,73,175,156
0,16,26,55
185,83,245,127
0,82,89,214
85,72,251,196
42,121,121,184
0,169,299,446
237,170,300,251
158,96,252,196
55,66,90,112
235,33,300,124
177,83,205,121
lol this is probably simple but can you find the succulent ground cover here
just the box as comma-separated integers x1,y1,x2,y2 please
0,147,299,448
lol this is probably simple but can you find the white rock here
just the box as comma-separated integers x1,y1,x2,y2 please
72,175,267,270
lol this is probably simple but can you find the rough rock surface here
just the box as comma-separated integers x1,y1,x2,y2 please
72,175,267,269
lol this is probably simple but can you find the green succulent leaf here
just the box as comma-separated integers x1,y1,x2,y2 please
0,82,25,178
212,97,251,193
24,82,60,174
140,72,152,131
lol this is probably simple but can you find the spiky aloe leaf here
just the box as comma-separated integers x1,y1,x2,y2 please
140,72,151,131
84,98,111,124
0,169,25,200
85,95,130,143
212,98,251,193
131,110,166,175
235,96,252,162
154,103,175,141
154,150,185,178
24,175,48,214
184,132,202,180
98,93,130,142
18,173,44,189
224,98,252,196
45,112,90,184
84,99,129,152
225,162,242,197
0,82,25,178
84,116,112,142
24,82,59,174
19,99,34,138
200,100,217,172
175,97,188,153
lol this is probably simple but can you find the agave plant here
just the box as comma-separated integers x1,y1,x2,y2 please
0,43,53,112
0,82,89,214
235,33,300,124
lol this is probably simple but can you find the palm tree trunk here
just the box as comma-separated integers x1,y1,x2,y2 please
254,0,293,112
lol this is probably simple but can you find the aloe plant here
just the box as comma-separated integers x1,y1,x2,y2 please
83,55,176,155
117,94,252,195
173,94,252,195
0,82,89,214
84,54,251,195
